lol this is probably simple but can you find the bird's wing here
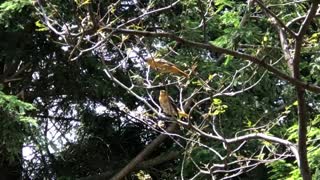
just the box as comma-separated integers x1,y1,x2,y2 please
147,58,189,78
154,58,176,66
159,91,178,117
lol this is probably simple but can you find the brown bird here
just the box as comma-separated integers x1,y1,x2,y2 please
145,57,189,78
158,90,179,117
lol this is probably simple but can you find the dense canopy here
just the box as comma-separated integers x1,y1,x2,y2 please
1,0,320,179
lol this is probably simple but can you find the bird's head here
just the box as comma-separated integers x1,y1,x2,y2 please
144,57,154,65
159,90,167,96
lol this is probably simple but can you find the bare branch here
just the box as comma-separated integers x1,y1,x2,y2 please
99,27,320,93
117,0,181,29
297,2,320,38
110,123,178,180
286,13,320,27
254,0,297,38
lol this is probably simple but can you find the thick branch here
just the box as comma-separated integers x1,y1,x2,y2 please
136,151,180,169
292,2,319,180
296,87,310,179
278,26,293,70
101,27,320,94
110,123,178,180
297,2,319,38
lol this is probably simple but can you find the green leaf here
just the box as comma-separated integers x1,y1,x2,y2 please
35,20,49,31
224,55,233,66
213,98,222,105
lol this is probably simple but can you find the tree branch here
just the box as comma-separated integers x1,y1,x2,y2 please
136,151,180,169
110,123,178,180
286,13,320,28
254,0,297,38
291,2,320,179
100,27,320,94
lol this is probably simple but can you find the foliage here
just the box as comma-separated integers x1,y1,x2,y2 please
268,114,320,179
0,0,32,28
0,0,320,179
0,90,36,162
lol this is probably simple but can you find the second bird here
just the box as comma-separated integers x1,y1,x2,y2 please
145,57,189,78
158,90,179,117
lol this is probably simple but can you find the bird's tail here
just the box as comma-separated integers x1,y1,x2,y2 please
172,66,189,78
178,110,189,119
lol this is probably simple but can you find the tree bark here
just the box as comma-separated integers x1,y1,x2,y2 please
290,1,319,179
110,123,178,180
296,88,311,180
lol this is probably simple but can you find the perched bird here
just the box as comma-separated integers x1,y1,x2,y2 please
158,90,179,117
145,57,189,78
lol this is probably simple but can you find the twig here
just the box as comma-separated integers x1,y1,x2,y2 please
254,0,297,38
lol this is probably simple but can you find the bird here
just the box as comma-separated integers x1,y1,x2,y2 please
158,90,179,117
145,57,189,78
